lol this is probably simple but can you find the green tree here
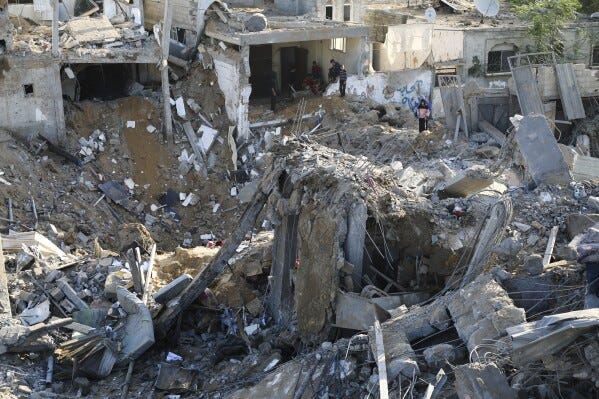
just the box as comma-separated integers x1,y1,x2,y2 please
580,0,599,14
513,0,581,55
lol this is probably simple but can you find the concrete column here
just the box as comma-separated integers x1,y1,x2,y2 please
344,201,367,290
52,62,67,145
360,35,370,77
51,0,59,57
333,0,343,21
268,215,299,325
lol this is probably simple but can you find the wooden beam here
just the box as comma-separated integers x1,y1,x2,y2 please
161,0,173,141
0,236,11,317
543,226,559,266
182,122,208,178
374,320,389,399
479,119,506,146
153,173,277,339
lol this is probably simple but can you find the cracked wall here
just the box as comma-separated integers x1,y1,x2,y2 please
0,58,65,144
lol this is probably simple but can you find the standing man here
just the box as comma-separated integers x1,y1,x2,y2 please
328,59,341,83
270,71,277,112
338,65,347,97
416,98,431,132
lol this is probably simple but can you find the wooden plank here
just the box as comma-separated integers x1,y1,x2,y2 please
543,226,558,266
479,119,506,146
161,0,174,140
1,232,67,258
182,121,208,177
374,320,389,399
0,236,12,316
555,63,586,120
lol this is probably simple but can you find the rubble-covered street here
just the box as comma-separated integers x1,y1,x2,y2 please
2,0,599,398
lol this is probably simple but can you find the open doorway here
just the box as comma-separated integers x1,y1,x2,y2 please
249,44,273,98
280,46,307,95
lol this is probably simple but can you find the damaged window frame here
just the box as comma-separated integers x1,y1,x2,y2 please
591,43,599,67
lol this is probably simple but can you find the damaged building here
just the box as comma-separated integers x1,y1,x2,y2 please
3,0,599,398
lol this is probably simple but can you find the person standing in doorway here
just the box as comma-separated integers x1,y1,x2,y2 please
338,65,347,97
270,71,277,112
416,99,431,132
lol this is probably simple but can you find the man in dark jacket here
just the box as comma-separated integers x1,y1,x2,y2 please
338,65,347,97
328,59,341,83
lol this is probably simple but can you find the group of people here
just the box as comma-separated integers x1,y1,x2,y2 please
269,59,431,131
302,59,347,96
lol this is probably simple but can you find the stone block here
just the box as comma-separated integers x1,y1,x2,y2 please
523,254,544,275
514,115,571,186
454,362,517,399
153,274,192,304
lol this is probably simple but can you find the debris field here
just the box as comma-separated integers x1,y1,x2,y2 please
2,0,599,398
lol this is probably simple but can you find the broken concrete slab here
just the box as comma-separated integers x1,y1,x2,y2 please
18,299,50,326
65,16,121,45
514,115,571,186
437,170,494,198
447,274,525,357
566,213,599,239
383,298,452,343
334,292,390,331
116,287,155,362
369,325,420,382
454,362,517,399
507,308,599,366
423,343,464,370
571,154,599,182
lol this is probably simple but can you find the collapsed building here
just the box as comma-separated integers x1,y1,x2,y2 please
2,0,599,398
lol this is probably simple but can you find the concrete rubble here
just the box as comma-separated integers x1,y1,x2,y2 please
1,0,599,397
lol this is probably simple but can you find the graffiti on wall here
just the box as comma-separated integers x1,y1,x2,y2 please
382,79,424,111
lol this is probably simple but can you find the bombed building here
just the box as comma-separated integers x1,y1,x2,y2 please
2,0,599,398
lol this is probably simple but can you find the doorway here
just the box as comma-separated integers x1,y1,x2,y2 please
280,46,308,95
249,44,273,98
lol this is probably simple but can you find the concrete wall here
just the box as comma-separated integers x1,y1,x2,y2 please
143,0,197,30
325,68,433,111
0,58,65,144
462,25,598,84
210,49,251,140
274,0,318,15
0,7,13,52
373,23,432,71
432,28,463,63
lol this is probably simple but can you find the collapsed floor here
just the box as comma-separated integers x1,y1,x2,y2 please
2,55,599,399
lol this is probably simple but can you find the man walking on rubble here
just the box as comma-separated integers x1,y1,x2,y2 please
338,65,347,97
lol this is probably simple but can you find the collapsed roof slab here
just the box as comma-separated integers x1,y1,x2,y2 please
205,19,369,46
